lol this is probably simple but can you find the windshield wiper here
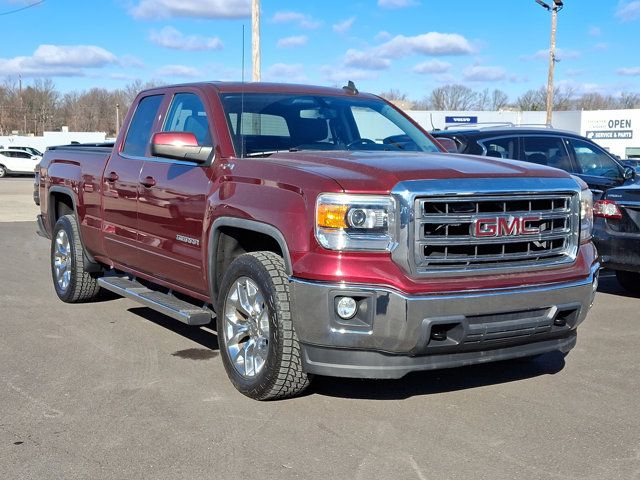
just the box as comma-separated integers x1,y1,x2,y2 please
245,150,284,158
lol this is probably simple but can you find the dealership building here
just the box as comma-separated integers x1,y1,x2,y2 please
406,109,640,159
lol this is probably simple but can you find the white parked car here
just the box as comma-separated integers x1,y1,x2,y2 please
8,146,43,157
0,149,41,177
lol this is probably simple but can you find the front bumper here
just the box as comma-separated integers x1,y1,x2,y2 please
593,221,640,273
290,264,599,379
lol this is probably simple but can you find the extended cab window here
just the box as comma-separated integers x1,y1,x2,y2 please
122,94,163,157
163,93,212,146
522,136,573,171
566,138,622,179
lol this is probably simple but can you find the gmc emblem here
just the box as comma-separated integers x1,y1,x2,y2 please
472,216,541,238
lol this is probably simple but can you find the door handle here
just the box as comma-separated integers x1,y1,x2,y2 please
140,176,156,188
106,171,119,182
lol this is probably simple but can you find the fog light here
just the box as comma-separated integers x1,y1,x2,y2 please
336,296,357,319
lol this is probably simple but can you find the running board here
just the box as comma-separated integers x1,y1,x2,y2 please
98,276,213,326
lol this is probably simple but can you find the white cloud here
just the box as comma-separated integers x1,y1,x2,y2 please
375,31,392,41
34,45,117,67
594,42,609,50
378,0,419,8
131,0,250,19
155,64,202,78
616,1,640,21
0,44,117,78
375,32,474,57
412,59,452,74
343,49,390,70
617,66,640,76
271,11,321,29
120,55,145,68
149,27,223,51
462,65,506,82
588,26,601,36
264,63,307,82
333,17,355,34
521,48,581,61
277,35,308,48
319,65,379,83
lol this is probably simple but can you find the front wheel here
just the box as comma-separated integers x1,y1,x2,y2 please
51,214,102,303
615,270,640,295
217,251,311,400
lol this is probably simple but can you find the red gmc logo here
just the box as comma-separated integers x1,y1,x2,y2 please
472,216,541,238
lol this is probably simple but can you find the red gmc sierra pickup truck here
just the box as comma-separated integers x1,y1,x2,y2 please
35,82,600,400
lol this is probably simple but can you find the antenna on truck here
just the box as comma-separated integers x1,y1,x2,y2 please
240,24,246,158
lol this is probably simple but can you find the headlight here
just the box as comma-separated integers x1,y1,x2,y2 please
579,188,593,243
315,193,396,251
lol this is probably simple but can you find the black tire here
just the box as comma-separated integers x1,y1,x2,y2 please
615,270,640,295
217,251,311,400
0,164,7,178
51,214,102,303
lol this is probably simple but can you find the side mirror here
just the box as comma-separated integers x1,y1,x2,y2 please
150,132,213,163
435,137,458,153
623,166,636,181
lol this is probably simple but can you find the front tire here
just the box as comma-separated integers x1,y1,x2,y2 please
217,251,311,400
51,214,101,303
615,270,640,295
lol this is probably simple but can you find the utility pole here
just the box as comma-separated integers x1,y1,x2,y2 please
252,0,261,82
115,104,120,136
536,0,563,125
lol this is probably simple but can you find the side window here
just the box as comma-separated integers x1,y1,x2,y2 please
163,93,212,146
16,152,31,158
122,95,164,157
522,136,573,172
566,138,621,179
480,137,517,159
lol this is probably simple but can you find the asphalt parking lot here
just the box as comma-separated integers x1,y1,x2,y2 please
1,177,639,479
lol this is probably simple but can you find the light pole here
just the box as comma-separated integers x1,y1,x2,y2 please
536,0,563,125
115,104,120,136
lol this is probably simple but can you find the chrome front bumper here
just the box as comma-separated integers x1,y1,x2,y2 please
290,264,599,379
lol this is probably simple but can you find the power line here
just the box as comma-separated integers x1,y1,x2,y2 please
0,0,45,17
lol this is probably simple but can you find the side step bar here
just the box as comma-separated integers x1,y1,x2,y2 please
98,276,213,326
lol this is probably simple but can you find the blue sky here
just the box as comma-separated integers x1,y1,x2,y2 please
1,0,639,102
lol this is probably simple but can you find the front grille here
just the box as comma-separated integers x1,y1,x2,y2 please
414,194,579,273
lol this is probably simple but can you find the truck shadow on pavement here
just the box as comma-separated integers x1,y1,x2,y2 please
311,352,566,400
127,306,219,353
124,305,568,400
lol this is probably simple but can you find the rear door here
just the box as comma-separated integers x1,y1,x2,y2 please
136,90,214,294
102,94,164,268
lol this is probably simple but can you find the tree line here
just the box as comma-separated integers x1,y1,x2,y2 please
0,79,160,137
1,79,639,137
379,85,640,112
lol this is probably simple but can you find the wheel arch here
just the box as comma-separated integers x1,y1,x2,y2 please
48,186,100,270
208,218,293,304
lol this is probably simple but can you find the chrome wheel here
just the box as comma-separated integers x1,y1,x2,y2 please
53,229,72,292
223,277,270,378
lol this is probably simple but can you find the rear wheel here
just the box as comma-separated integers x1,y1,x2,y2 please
51,214,102,303
217,251,311,400
615,270,640,295
0,165,6,178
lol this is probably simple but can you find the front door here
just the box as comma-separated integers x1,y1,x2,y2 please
102,94,164,268
136,92,213,294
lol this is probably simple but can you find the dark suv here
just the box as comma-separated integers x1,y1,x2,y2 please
432,127,636,196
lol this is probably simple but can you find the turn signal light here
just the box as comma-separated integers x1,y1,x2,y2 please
594,200,622,219
317,204,349,228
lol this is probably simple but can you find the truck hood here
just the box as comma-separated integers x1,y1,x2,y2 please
265,151,570,192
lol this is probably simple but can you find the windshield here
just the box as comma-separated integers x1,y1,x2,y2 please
219,93,440,157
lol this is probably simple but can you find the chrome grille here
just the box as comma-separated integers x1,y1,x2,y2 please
414,194,579,273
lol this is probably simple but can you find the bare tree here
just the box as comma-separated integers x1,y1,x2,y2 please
572,93,618,110
490,89,509,110
618,92,640,109
428,84,478,110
